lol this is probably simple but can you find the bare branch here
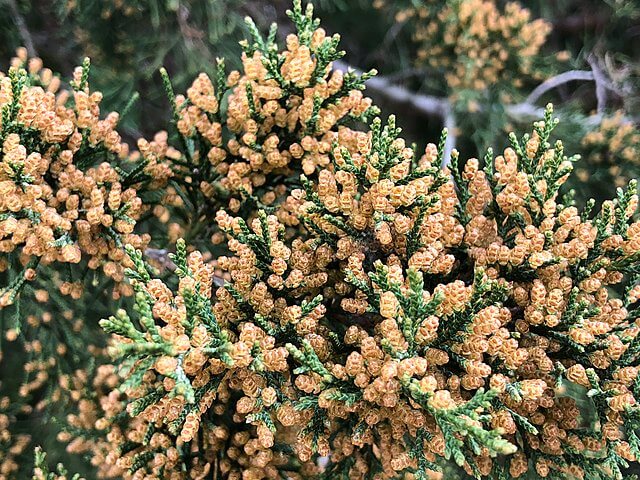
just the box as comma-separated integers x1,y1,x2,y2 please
7,0,37,57
524,70,595,106
333,60,449,118
442,106,456,169
332,59,636,162
143,248,226,286
505,102,546,120
333,60,456,165
335,61,606,123
588,55,608,115
144,248,176,271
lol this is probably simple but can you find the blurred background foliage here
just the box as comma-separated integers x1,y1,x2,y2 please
0,0,639,477
1,0,638,203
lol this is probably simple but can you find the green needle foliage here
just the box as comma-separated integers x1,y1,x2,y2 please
0,0,638,479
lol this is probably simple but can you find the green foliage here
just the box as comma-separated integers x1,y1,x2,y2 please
32,447,82,480
0,0,640,478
